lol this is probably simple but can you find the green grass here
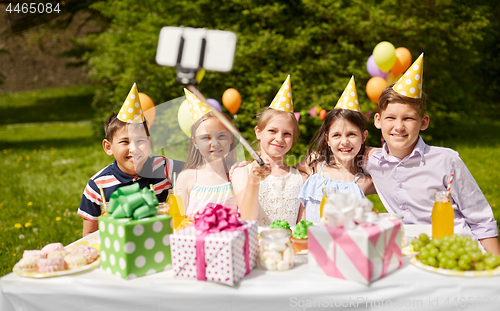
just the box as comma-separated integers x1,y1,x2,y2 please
0,86,499,277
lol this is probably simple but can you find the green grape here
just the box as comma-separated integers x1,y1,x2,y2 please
450,243,460,253
437,252,446,262
445,259,457,270
484,257,496,270
413,240,424,252
460,254,472,264
439,260,447,269
431,238,443,248
429,247,439,258
427,257,438,267
411,239,420,247
420,249,430,260
419,233,430,244
458,259,470,270
440,242,451,251
470,251,482,262
456,247,466,257
445,250,457,260
492,255,500,268
475,261,486,271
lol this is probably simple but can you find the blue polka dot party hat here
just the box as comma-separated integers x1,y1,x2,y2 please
184,88,211,123
118,83,145,123
393,53,423,98
335,76,360,112
269,75,293,112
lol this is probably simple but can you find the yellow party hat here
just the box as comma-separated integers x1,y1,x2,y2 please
184,88,211,123
393,53,423,98
335,76,360,112
270,75,293,112
118,83,145,123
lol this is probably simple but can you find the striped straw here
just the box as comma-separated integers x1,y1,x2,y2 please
173,172,176,194
446,172,454,201
98,184,106,205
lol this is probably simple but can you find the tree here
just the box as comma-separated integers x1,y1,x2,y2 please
83,0,498,157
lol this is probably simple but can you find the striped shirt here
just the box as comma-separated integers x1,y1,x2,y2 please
78,156,184,222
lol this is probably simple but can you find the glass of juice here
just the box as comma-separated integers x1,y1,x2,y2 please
167,189,185,231
431,190,454,239
319,187,336,218
100,202,109,216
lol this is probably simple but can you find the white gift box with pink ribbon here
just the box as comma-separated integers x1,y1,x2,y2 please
308,219,402,284
170,220,259,286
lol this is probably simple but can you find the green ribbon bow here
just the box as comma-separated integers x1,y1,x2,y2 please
108,183,159,219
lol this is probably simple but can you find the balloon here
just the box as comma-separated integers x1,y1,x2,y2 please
139,93,155,128
177,100,193,137
294,112,301,122
385,72,402,85
373,41,396,72
319,109,327,120
206,98,222,112
308,106,317,117
222,88,241,114
391,47,412,76
366,55,388,79
366,77,388,104
196,68,205,84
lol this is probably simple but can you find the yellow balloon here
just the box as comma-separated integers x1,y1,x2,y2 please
177,100,193,137
196,68,205,84
373,41,396,72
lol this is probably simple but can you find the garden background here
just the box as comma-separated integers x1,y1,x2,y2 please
1,0,499,276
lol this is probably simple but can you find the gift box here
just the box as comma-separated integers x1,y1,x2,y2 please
99,214,173,279
170,205,258,286
98,183,172,280
308,218,402,285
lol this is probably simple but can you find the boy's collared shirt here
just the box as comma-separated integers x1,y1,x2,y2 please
78,156,183,222
365,136,498,240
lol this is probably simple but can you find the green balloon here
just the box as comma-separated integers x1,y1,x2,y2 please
373,41,396,72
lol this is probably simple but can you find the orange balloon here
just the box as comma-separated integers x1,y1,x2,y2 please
391,47,412,76
319,109,327,120
139,92,155,127
366,77,388,104
222,88,241,114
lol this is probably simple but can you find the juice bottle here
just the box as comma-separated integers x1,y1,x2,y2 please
431,190,454,239
167,189,185,230
319,187,336,218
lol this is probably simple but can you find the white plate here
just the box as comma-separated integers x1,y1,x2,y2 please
13,235,101,278
410,257,500,277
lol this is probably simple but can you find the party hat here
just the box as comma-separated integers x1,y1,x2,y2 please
393,53,423,98
269,75,293,112
118,83,145,123
184,88,211,123
335,76,360,112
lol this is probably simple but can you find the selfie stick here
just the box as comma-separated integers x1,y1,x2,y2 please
174,29,265,166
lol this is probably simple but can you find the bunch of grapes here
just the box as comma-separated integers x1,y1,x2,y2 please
411,233,500,271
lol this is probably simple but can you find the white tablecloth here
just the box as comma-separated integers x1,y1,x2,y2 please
2,226,499,311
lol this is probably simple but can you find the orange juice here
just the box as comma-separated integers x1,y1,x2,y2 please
431,191,454,239
167,189,185,230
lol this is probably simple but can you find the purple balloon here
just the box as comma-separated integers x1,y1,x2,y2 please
207,98,222,112
367,55,389,78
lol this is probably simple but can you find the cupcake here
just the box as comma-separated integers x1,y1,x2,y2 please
64,254,88,269
17,256,41,272
270,220,291,231
38,257,66,273
290,220,314,253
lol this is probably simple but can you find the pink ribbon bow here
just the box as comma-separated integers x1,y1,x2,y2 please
194,204,250,281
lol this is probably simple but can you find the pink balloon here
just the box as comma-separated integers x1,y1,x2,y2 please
367,55,388,79
206,98,222,112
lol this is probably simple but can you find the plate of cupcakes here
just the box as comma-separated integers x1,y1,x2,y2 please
13,239,100,278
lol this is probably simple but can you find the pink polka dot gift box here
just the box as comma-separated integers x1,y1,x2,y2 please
170,205,258,286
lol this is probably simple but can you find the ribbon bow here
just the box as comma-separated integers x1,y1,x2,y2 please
322,190,377,229
194,204,241,233
194,204,250,281
108,183,159,219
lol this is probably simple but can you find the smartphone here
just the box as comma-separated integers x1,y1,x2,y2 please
156,27,237,72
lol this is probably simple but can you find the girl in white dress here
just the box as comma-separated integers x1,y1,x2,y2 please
232,76,305,225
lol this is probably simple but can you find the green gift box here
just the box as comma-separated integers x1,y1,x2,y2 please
98,214,173,279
